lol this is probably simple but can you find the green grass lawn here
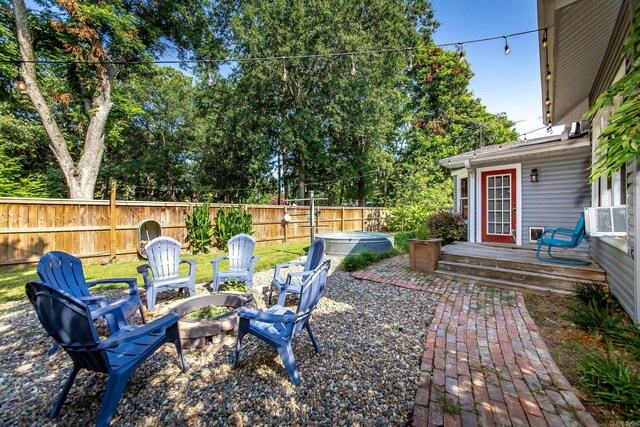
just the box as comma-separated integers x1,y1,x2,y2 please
0,242,309,304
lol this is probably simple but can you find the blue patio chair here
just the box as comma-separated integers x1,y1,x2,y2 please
233,259,331,385
26,281,187,427
38,251,146,353
535,216,591,265
269,238,325,305
211,234,260,292
137,237,197,312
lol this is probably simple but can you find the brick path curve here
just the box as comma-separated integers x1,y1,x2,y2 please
352,255,598,427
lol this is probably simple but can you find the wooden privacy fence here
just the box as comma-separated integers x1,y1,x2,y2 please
0,196,389,269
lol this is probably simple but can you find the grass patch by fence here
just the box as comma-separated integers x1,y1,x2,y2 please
0,242,308,303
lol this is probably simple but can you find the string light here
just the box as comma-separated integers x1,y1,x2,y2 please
350,55,357,76
542,29,548,48
456,43,465,62
16,63,27,92
503,36,510,55
207,71,213,86
545,96,551,106
546,64,552,80
407,52,413,71
545,110,551,120
282,60,288,82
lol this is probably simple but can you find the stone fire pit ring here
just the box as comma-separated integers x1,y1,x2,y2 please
171,293,256,353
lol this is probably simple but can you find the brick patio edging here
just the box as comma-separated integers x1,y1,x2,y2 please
351,256,599,427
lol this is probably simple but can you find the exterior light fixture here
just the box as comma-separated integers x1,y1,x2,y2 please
530,168,539,183
456,43,465,63
542,29,548,48
503,36,510,55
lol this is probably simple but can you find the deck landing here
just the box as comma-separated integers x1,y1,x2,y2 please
435,242,605,294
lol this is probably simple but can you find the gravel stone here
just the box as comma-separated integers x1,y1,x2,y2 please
0,256,437,426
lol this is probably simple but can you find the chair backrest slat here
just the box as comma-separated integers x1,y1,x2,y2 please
37,252,90,298
303,238,326,271
145,237,182,279
227,234,256,271
571,216,586,247
293,260,330,337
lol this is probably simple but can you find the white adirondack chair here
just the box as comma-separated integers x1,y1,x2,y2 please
211,234,260,292
269,238,325,305
137,237,197,312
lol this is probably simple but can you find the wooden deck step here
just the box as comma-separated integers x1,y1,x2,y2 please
436,260,589,292
441,252,605,282
433,270,575,295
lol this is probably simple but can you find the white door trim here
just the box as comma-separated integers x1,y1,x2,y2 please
474,163,522,246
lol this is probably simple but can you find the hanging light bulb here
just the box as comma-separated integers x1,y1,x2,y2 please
16,63,27,92
546,110,551,119
207,71,213,86
545,96,551,106
456,43,465,63
407,52,413,72
503,36,510,55
282,61,288,82
546,64,552,80
542,29,548,48
350,55,357,76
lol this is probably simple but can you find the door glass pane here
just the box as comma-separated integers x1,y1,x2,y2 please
486,173,512,235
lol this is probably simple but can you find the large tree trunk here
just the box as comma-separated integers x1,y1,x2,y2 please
12,0,112,199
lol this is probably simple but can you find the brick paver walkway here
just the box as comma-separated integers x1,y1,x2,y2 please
352,255,598,427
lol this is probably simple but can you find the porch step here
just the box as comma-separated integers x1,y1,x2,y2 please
441,252,605,282
436,259,603,294
433,270,575,295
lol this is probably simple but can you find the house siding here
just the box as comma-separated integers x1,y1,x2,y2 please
520,146,592,245
590,237,636,321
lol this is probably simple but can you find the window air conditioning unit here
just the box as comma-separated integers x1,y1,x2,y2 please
584,206,627,237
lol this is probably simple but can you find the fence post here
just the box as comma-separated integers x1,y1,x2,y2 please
110,180,117,259
341,207,345,231
361,207,365,231
283,205,288,243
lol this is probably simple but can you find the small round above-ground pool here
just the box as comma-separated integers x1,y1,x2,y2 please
316,231,394,256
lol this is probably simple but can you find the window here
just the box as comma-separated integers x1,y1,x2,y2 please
460,177,468,220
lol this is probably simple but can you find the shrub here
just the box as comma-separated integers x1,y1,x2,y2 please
576,280,611,310
185,200,214,254
415,222,431,240
567,298,622,333
577,345,640,419
427,211,466,245
342,250,396,272
213,207,253,250
386,204,433,232
393,231,416,254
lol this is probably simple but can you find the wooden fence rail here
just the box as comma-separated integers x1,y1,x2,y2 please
0,196,389,269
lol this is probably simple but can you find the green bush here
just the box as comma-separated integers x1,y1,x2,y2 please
415,222,431,240
185,200,214,254
386,204,433,232
213,207,253,250
576,280,611,310
393,231,416,254
567,298,622,333
577,345,640,419
342,250,396,272
427,211,466,245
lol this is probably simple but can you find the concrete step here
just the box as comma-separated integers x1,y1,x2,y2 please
441,252,605,282
433,269,575,295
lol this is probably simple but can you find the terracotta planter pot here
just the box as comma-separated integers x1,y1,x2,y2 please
409,238,443,273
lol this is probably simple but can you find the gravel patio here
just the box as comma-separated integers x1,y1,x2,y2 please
0,257,438,426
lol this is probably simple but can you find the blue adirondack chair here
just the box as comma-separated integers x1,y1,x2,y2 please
269,238,325,305
233,259,331,385
211,234,260,292
26,281,187,427
137,237,197,312
38,251,146,352
536,216,591,265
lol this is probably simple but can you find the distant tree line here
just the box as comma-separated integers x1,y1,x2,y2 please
0,0,517,207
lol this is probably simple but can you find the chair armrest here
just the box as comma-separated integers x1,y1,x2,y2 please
137,264,150,274
99,313,180,348
91,298,132,319
273,261,305,280
137,264,153,287
181,259,197,267
211,256,228,265
87,278,140,298
285,270,314,286
554,228,576,235
78,295,108,306
251,256,261,263
238,308,297,324
540,229,556,239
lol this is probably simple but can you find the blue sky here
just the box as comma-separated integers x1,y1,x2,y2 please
431,0,554,139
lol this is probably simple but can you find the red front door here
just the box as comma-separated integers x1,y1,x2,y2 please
481,169,516,243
